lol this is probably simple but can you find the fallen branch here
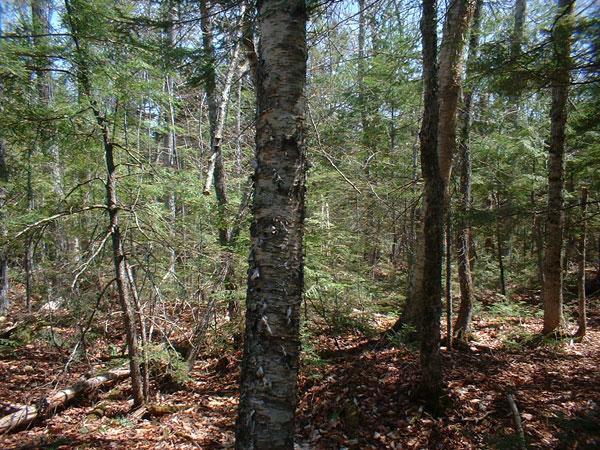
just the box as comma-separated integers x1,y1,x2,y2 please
506,393,526,449
0,366,129,434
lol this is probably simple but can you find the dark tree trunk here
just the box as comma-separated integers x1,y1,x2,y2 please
445,212,453,349
235,1,307,448
575,187,587,337
535,213,544,287
418,0,475,413
542,0,574,334
65,0,145,406
0,137,7,315
454,0,482,339
416,0,443,413
497,212,507,296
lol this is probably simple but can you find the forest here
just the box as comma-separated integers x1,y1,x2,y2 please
0,0,599,448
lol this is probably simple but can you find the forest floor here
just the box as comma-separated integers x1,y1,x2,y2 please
0,290,599,449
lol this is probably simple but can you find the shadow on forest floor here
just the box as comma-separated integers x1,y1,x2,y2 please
1,296,599,449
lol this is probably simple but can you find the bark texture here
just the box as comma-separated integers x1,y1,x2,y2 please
437,0,477,187
542,0,574,334
454,0,482,339
394,0,475,340
236,1,307,448
417,0,443,413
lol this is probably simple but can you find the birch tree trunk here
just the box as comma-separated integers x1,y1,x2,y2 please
163,0,178,276
236,1,307,448
542,0,574,335
200,1,246,245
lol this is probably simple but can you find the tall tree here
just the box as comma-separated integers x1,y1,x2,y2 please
236,0,307,448
416,0,443,412
575,186,588,337
394,0,475,339
0,4,8,316
418,0,476,411
200,0,245,244
454,0,482,339
509,0,527,123
542,0,574,335
0,133,7,317
65,0,146,406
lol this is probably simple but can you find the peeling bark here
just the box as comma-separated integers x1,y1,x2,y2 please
235,1,307,448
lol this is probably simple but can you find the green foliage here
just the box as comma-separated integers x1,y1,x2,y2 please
386,324,417,349
502,326,567,351
485,299,534,319
0,338,19,355
300,325,327,374
145,343,189,386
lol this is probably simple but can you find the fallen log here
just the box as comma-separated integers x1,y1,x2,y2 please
0,366,129,434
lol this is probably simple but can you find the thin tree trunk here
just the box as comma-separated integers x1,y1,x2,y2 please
454,0,482,339
200,1,246,245
445,211,453,349
163,0,178,277
509,0,527,123
535,213,544,287
199,1,248,328
65,0,145,406
0,34,8,314
235,1,307,448
437,0,477,188
575,186,587,337
0,137,8,315
32,0,66,258
497,211,507,296
542,0,574,334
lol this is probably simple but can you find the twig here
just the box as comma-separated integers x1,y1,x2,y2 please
71,229,112,289
307,104,362,194
15,205,108,238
